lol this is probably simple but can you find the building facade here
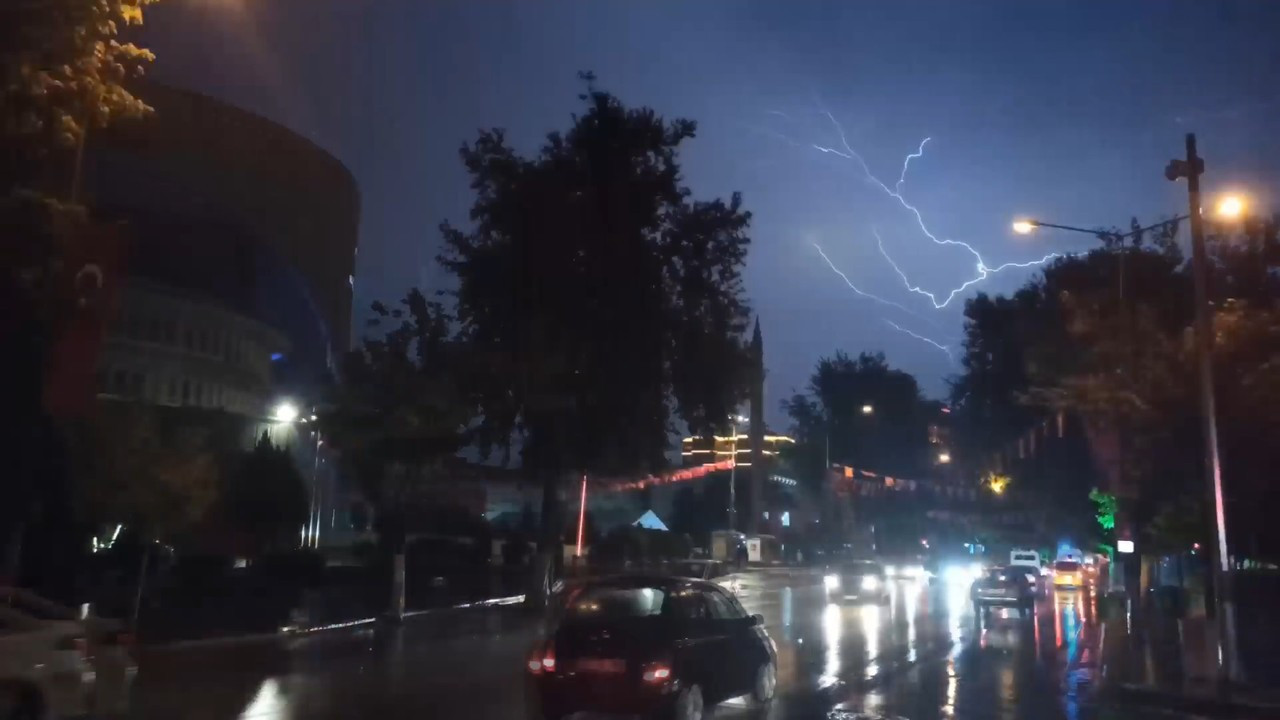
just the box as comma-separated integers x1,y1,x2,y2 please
77,83,361,548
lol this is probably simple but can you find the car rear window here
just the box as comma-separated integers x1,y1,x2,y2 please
983,569,1021,584
565,587,666,620
1054,561,1081,572
673,562,708,578
1012,553,1038,563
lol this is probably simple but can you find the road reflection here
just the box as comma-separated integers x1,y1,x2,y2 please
819,603,842,689
131,575,1105,720
238,678,286,719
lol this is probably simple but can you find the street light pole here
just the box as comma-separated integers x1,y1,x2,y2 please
1166,132,1239,688
728,419,738,532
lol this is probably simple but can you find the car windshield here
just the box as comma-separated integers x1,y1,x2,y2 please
843,561,883,575
564,586,666,620
1012,553,1038,563
1055,561,1082,572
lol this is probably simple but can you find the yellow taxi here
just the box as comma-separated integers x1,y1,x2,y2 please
1052,559,1084,589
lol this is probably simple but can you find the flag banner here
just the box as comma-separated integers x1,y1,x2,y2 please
44,222,127,419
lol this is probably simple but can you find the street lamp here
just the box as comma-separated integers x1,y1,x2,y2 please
861,404,874,416
937,452,952,464
1167,134,1241,687
272,401,299,424
1215,194,1246,220
1011,220,1036,235
727,414,748,531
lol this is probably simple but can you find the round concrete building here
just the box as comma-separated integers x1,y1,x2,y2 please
80,82,359,416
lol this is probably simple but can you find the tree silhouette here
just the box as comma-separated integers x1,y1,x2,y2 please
951,214,1280,555
221,433,309,555
322,290,477,616
438,76,754,602
784,351,930,485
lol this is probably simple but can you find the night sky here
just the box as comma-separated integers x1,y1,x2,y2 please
141,0,1279,429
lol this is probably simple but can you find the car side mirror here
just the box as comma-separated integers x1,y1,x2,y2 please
749,613,764,627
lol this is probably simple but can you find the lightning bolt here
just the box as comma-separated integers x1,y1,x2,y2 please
883,319,954,361
897,137,928,195
873,228,1063,309
803,107,1061,307
811,242,936,324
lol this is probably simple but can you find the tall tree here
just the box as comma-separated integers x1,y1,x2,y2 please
221,433,309,555
322,290,476,617
784,351,931,484
2,0,162,584
78,403,219,544
438,74,753,603
951,214,1280,556
75,402,219,621
2,0,160,193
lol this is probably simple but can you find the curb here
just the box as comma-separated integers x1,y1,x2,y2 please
144,594,526,651
1102,683,1280,718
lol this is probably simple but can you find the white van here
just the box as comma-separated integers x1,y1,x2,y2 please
1009,549,1040,569
1009,549,1044,591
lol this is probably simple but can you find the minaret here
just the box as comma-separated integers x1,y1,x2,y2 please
748,317,766,534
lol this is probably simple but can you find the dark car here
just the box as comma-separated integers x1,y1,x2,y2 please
824,560,888,603
971,567,1035,618
526,575,777,720
669,559,741,595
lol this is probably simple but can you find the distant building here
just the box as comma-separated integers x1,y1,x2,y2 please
679,430,795,468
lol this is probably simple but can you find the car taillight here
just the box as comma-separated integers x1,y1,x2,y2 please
642,662,672,683
527,639,556,674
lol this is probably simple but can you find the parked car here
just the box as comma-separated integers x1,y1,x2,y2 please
824,560,889,603
525,575,777,720
0,588,136,719
669,560,741,595
971,567,1036,619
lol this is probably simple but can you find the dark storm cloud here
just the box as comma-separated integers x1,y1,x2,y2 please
141,0,1279,428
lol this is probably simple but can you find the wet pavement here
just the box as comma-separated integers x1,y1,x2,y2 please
130,573,1119,719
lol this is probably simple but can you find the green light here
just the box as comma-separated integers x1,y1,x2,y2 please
1089,488,1117,531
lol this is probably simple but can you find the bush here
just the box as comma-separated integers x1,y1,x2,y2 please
593,527,691,567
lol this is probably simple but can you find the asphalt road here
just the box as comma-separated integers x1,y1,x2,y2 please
129,573,1119,719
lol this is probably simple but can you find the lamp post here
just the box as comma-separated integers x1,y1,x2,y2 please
274,399,323,549
728,414,748,532
1013,136,1248,686
1166,133,1240,688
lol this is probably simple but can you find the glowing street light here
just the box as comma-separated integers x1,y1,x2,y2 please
1011,219,1037,235
272,400,299,424
861,404,874,416
937,452,952,464
1215,194,1246,220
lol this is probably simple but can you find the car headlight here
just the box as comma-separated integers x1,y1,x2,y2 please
905,565,924,578
824,574,840,590
884,565,897,576
861,575,880,591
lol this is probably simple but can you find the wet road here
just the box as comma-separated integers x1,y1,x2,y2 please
131,573,1112,719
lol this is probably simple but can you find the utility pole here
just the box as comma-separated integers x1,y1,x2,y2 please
1165,132,1240,688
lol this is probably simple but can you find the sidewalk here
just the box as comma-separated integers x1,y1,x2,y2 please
1099,598,1280,717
